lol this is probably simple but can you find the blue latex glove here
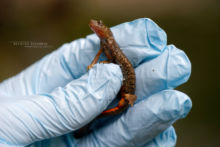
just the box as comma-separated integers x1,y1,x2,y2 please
0,18,192,147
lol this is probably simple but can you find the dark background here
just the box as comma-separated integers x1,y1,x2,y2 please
0,0,219,146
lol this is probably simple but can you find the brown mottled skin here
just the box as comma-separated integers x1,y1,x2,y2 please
74,20,136,138
89,19,136,116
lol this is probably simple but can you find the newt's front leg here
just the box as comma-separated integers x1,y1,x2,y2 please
88,41,114,70
87,47,103,70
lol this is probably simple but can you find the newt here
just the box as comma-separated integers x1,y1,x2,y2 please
88,19,137,115
74,19,136,138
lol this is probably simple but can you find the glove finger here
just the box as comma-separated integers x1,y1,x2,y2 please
135,44,191,102
0,18,166,96
143,126,176,147
0,63,122,146
30,125,177,147
76,90,192,147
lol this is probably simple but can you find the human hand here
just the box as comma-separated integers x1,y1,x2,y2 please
0,18,191,147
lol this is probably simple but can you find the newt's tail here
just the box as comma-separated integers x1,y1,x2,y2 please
100,98,129,116
74,98,129,138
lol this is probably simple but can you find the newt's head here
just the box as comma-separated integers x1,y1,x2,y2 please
89,19,112,39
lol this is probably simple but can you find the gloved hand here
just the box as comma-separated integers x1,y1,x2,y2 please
0,18,192,147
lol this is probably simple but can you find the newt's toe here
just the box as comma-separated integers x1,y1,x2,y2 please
87,64,94,70
100,60,110,64
124,93,137,106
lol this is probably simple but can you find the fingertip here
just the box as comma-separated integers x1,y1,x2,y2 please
153,90,192,121
175,90,192,119
145,18,167,52
166,45,191,88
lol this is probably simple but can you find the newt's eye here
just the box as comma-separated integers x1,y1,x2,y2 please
98,20,103,25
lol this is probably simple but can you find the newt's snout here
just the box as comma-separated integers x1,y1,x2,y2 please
89,19,109,39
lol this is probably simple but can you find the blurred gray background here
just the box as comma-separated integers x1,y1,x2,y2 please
0,0,219,146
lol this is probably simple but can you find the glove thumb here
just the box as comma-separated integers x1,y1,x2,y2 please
0,63,122,146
